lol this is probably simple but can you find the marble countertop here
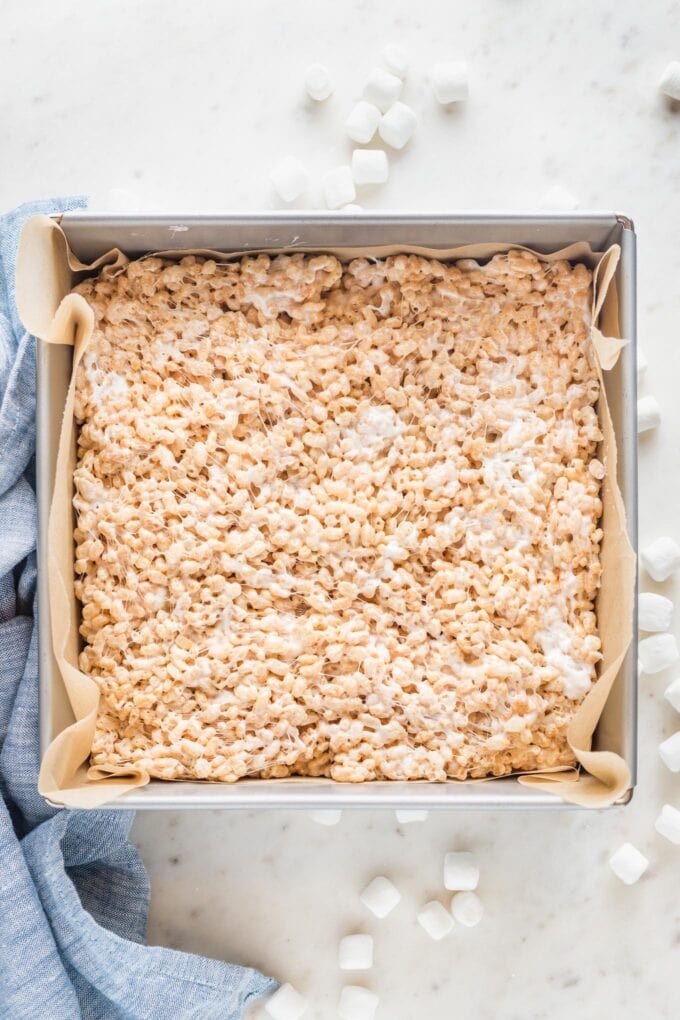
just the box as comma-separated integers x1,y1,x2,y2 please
4,0,680,1016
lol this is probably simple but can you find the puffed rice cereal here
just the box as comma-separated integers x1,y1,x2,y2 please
72,249,603,783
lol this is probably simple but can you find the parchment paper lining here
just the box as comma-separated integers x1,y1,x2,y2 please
16,215,635,808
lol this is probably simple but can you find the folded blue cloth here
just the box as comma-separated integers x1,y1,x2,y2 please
0,199,276,1019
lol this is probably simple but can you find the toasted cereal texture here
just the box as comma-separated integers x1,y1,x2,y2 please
72,250,603,783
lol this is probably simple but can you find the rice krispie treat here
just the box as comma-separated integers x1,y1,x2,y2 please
72,249,603,783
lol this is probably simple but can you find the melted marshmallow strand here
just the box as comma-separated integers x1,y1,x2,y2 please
73,251,602,783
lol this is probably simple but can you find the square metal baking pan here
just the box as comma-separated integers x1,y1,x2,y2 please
36,213,637,809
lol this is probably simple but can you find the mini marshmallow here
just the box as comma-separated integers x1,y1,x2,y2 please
351,149,389,185
609,842,649,885
659,61,680,100
664,676,680,713
345,101,381,144
342,204,364,212
538,184,579,211
338,986,379,1020
270,157,309,203
364,67,403,110
638,394,661,433
638,592,673,633
450,891,484,928
637,347,648,383
429,61,469,104
265,982,307,1020
338,934,374,970
444,851,480,891
395,809,428,823
659,731,680,772
322,166,356,210
417,901,454,940
360,875,401,918
655,804,680,844
304,63,333,101
307,809,342,826
641,536,680,582
639,633,679,674
382,43,409,79
379,102,418,149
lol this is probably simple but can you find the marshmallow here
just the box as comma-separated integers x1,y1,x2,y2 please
270,157,309,203
307,809,342,826
450,891,484,927
359,875,401,918
664,676,680,713
639,633,679,675
655,803,680,844
364,67,403,110
659,731,680,771
638,394,661,433
641,536,680,581
345,101,381,144
265,982,307,1020
341,204,364,212
382,43,409,79
338,986,379,1020
417,901,454,940
637,347,647,383
322,166,356,209
429,61,469,104
444,851,480,891
538,184,579,211
338,934,374,970
659,61,680,100
609,842,649,885
638,592,673,633
395,809,428,823
304,63,333,101
379,102,418,149
351,149,389,185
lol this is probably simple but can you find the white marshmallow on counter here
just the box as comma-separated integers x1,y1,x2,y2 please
338,934,374,971
659,731,680,771
379,102,418,149
322,166,356,209
664,676,680,712
364,67,403,110
382,43,409,78
417,901,454,940
270,157,309,203
450,891,484,928
341,204,364,212
304,63,333,101
659,61,680,100
338,986,379,1020
307,809,342,826
638,633,679,674
637,394,661,433
609,842,649,885
265,982,307,1020
429,61,469,104
637,347,648,383
655,804,680,844
638,591,674,633
641,536,680,581
360,875,401,918
395,809,428,823
538,184,579,211
351,149,389,185
444,851,480,891
345,100,382,143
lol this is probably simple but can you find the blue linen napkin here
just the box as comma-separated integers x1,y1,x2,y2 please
0,199,277,1019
